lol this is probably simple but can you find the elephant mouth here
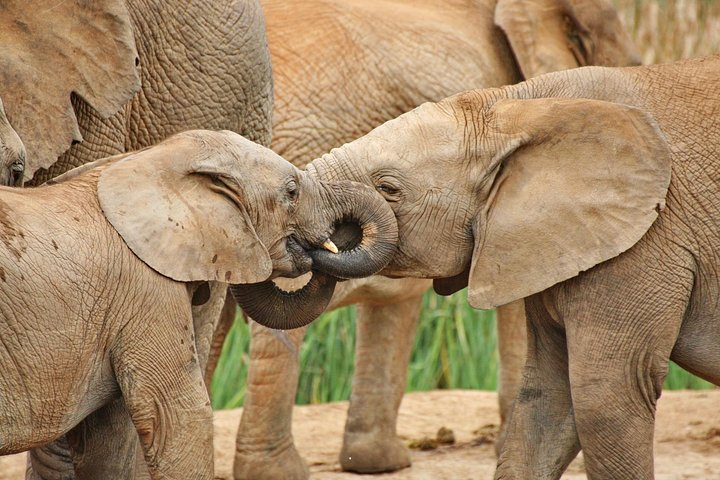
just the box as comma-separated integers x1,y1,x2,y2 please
232,179,398,330
272,235,318,279
275,232,347,280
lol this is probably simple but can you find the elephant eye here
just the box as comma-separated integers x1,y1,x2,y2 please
371,170,403,201
377,182,400,199
286,179,299,202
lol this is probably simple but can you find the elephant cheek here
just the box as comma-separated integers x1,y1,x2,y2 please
269,237,313,279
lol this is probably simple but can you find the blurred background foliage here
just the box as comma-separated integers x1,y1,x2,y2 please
211,0,719,410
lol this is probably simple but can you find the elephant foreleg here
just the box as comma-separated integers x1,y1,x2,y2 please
494,295,580,480
234,321,309,480
340,294,423,473
494,299,527,455
26,284,227,480
114,311,214,480
561,264,691,480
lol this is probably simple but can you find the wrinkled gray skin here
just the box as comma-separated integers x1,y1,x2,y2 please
232,0,640,477
309,57,720,479
0,1,272,479
0,130,397,480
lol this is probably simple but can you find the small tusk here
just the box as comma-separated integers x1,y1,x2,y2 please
322,239,339,254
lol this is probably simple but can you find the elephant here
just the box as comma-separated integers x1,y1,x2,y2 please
0,0,274,477
306,55,720,479
0,129,397,480
231,0,639,477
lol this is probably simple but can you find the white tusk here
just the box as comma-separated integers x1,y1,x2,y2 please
322,239,339,254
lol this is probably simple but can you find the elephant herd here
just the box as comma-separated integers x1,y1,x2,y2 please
0,0,717,479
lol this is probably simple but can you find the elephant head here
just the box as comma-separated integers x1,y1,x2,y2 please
308,78,671,309
0,98,25,186
97,130,397,329
495,0,641,78
0,0,141,183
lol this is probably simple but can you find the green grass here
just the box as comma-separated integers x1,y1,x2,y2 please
211,289,712,410
665,361,714,390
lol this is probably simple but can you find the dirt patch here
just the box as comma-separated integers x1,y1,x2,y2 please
0,390,718,479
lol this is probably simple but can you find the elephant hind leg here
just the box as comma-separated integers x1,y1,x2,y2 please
26,437,76,480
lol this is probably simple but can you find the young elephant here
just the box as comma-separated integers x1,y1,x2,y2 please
308,56,720,478
235,0,639,476
0,130,396,480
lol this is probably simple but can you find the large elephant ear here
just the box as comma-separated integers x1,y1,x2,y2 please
98,131,272,284
468,98,671,309
0,0,141,179
494,0,640,79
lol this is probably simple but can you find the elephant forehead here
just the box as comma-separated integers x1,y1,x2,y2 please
186,130,297,179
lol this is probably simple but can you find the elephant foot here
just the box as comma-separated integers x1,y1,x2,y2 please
340,432,411,473
234,442,309,480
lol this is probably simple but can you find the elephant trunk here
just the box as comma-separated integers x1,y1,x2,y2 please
309,180,398,279
232,179,397,330
230,272,337,330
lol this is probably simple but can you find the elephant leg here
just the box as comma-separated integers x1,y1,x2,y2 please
494,295,580,480
562,280,689,479
340,294,423,473
128,283,226,480
204,290,238,390
494,299,527,455
26,438,76,480
65,398,138,479
27,402,138,480
115,322,214,479
25,284,227,480
234,321,309,480
192,282,231,380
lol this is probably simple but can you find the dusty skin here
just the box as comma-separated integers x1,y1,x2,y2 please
1,389,717,479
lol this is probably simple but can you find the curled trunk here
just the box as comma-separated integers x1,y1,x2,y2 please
232,179,398,330
309,180,398,279
230,272,337,330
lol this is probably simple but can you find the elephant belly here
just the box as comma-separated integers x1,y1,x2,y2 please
671,306,720,386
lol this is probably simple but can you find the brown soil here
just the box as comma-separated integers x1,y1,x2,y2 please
1,389,718,479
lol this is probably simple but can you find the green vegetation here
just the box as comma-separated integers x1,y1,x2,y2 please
211,290,712,410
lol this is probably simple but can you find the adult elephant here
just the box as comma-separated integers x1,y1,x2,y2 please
232,0,639,478
0,1,273,478
307,55,719,480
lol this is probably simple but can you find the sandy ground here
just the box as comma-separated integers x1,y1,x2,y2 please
1,389,718,479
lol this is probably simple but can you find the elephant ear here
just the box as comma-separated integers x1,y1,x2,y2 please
468,98,671,309
98,130,272,284
0,0,141,179
494,0,640,79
